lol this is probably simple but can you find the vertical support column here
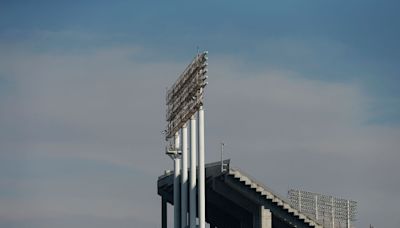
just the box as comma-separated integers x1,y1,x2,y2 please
298,190,301,212
260,206,272,228
181,124,188,228
331,197,335,228
198,107,205,228
189,116,197,228
347,200,350,228
315,195,318,221
174,132,181,228
220,142,224,172
162,197,167,228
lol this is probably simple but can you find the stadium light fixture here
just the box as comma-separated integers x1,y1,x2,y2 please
288,189,357,228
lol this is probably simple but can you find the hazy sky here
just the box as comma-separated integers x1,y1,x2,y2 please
1,1,399,227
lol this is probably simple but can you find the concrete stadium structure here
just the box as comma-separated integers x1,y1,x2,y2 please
158,160,322,228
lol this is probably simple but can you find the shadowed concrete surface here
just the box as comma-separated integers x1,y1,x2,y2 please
158,160,322,228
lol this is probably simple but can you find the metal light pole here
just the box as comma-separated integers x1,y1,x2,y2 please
174,132,181,228
181,124,188,228
198,106,205,228
189,115,197,228
165,51,208,228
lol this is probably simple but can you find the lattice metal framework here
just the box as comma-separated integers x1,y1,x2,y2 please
288,189,357,228
165,51,208,139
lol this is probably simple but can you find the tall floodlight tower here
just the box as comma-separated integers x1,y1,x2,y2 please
165,51,208,228
288,189,357,228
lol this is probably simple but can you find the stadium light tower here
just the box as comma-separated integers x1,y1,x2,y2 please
165,51,208,228
288,189,357,228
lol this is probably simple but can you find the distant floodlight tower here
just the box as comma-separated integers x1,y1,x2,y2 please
165,51,208,228
288,189,357,228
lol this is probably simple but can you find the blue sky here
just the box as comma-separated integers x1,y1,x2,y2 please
2,0,399,124
1,1,400,227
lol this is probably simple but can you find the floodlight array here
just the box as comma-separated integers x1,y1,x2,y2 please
288,189,357,227
165,51,208,139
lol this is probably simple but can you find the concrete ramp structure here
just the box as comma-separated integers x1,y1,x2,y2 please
158,160,322,228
